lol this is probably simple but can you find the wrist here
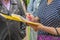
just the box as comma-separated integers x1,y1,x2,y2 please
38,24,45,30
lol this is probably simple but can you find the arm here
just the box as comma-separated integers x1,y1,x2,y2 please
26,13,60,36
28,22,60,36
37,24,58,35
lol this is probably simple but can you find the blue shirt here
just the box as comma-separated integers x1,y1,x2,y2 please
27,0,35,13
27,0,41,14
34,0,60,35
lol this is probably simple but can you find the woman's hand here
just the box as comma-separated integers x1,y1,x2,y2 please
26,13,40,22
26,13,43,31
26,21,44,31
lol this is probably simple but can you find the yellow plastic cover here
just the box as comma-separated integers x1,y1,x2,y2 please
0,13,39,25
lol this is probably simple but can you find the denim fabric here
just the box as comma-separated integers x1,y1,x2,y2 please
27,0,41,14
27,0,37,40
27,0,35,13
27,0,42,40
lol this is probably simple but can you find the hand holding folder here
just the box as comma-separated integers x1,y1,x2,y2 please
0,13,39,26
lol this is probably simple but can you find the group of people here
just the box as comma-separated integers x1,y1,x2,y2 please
0,0,60,40
27,0,60,40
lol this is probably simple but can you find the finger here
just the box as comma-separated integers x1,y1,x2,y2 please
26,14,35,21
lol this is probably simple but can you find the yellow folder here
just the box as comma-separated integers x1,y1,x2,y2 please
0,13,39,25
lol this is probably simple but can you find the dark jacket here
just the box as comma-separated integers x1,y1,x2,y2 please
0,0,26,40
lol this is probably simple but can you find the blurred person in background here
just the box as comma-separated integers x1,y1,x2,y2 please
0,0,26,40
27,0,42,40
26,0,60,40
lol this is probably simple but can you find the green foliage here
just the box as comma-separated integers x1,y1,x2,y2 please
26,0,30,6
